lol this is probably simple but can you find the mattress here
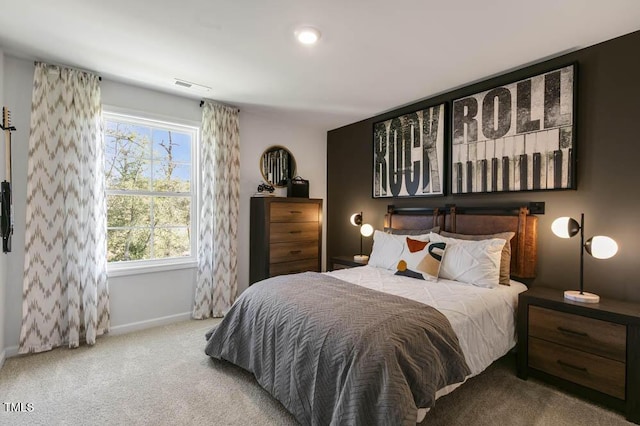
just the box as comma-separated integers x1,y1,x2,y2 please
326,265,527,421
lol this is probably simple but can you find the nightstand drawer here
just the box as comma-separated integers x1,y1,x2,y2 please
529,337,626,399
270,241,319,263
270,202,319,223
270,222,319,243
529,305,626,362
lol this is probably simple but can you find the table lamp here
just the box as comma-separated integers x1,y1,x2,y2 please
551,213,618,303
350,212,373,262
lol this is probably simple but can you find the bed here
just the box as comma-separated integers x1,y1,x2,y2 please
205,204,539,425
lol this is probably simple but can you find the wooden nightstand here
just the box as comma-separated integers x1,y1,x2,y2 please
330,256,368,271
517,286,640,423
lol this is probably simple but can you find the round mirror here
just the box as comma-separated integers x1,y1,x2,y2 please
260,145,296,187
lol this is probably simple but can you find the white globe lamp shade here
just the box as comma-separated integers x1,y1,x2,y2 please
585,236,618,259
350,213,361,227
551,216,580,238
360,224,374,237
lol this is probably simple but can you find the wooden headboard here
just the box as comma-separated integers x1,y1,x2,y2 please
384,204,540,279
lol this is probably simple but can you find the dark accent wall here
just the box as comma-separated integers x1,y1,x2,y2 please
327,30,640,303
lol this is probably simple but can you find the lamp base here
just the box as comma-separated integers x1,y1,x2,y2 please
353,255,369,263
564,290,600,303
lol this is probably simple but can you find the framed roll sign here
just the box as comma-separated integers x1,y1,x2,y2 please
373,103,445,198
451,64,576,194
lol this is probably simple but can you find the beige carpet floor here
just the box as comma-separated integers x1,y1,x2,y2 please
0,319,632,425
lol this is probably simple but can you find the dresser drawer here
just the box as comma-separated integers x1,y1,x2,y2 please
270,258,320,276
270,202,319,223
270,222,319,243
270,241,319,264
529,305,626,362
529,337,626,399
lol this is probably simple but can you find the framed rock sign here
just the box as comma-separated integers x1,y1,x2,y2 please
451,64,576,194
373,103,445,198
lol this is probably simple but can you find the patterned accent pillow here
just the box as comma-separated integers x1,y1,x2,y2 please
406,237,429,253
395,238,447,281
439,231,515,286
369,230,431,270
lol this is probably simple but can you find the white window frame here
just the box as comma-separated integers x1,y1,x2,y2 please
103,107,200,277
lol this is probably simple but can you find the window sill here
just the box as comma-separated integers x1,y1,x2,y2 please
107,259,197,277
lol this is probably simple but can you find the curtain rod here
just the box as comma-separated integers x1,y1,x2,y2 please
34,61,102,81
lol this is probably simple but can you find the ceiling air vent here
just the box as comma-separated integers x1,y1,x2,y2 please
174,79,211,92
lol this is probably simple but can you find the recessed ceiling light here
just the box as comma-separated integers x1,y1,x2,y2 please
295,27,321,45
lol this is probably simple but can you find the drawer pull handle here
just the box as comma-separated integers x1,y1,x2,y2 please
557,327,588,337
290,210,302,214
290,250,302,254
289,230,302,234
557,360,588,373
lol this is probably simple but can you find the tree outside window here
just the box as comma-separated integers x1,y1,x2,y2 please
104,114,196,264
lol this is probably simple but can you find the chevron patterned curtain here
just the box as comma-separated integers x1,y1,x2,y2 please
19,63,109,353
193,102,239,319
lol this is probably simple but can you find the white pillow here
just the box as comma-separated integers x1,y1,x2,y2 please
368,230,430,270
428,233,505,288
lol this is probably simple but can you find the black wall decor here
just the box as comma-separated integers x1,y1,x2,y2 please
373,103,445,198
327,30,640,303
451,64,576,194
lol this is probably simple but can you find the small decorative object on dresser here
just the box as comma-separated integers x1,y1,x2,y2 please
250,197,322,284
551,213,619,303
256,182,275,195
330,255,368,270
286,176,309,198
349,212,374,262
517,286,640,423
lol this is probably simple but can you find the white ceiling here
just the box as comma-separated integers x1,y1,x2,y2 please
2,1,640,131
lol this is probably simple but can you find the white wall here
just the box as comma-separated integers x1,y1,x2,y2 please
3,56,33,357
0,49,6,366
1,55,327,355
238,110,327,293
100,77,203,333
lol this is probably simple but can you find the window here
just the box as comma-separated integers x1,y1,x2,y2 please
103,111,198,270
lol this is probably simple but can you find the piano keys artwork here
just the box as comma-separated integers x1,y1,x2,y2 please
451,64,575,194
373,103,445,198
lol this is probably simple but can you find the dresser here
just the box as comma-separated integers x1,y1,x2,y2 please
517,286,640,423
250,197,322,284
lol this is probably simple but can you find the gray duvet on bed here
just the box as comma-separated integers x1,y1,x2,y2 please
205,272,470,426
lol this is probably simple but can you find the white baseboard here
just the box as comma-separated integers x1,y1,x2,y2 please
0,313,191,366
109,311,192,336
1,345,19,363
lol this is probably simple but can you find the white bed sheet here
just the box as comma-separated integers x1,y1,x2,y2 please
325,265,527,421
